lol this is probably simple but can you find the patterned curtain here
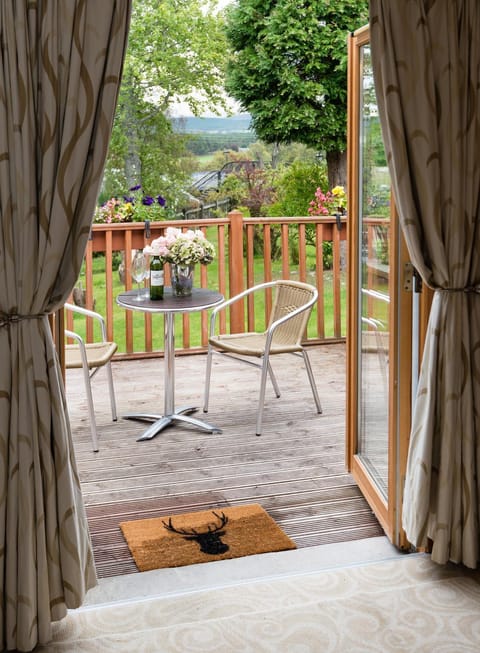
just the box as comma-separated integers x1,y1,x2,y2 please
0,1,131,650
370,1,480,567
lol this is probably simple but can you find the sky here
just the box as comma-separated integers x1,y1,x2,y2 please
169,95,240,118
210,0,233,10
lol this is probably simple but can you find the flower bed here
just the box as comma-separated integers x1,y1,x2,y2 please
94,185,166,223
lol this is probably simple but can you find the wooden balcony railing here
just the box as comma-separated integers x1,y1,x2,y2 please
66,210,348,359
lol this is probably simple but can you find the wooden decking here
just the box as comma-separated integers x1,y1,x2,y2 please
66,342,384,579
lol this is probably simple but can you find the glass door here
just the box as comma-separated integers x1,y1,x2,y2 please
346,26,412,546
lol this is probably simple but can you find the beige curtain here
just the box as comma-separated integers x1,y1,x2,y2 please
370,1,480,568
0,2,131,650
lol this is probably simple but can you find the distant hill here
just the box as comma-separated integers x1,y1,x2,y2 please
172,113,252,134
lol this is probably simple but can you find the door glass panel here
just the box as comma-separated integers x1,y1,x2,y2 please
357,43,390,498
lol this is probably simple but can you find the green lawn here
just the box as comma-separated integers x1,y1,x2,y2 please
71,248,347,354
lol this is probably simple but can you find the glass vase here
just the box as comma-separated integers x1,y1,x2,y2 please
171,263,195,297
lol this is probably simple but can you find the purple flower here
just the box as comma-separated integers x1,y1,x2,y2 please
142,195,155,206
157,195,166,207
129,184,142,191
123,195,134,203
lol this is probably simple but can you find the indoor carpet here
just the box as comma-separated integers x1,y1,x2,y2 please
36,552,480,652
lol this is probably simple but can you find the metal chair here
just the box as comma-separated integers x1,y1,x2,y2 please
203,280,322,435
64,303,118,452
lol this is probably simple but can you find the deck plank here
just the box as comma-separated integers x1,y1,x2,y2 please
66,343,384,578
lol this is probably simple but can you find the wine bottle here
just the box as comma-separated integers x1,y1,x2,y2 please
149,255,164,300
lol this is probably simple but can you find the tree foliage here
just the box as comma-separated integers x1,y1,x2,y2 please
127,0,228,116
101,0,229,208
225,0,369,186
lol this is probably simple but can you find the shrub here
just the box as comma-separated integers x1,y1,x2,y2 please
275,161,328,217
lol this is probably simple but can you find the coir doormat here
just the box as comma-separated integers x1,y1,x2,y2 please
119,503,297,572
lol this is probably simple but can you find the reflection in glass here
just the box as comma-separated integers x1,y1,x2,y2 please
357,44,390,498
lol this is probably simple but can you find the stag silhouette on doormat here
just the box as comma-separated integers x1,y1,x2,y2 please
163,511,230,555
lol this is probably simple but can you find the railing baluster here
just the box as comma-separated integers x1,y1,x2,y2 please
85,239,94,341
263,224,272,324
333,223,342,338
367,223,376,321
182,313,190,349
124,230,134,353
246,224,255,331
229,210,245,333
315,223,325,339
298,224,307,281
105,230,114,342
263,224,272,281
281,224,289,279
198,232,209,347
216,225,227,338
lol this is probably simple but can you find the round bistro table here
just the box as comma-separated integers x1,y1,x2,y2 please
116,287,224,441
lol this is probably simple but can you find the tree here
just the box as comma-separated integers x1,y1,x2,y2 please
102,0,229,208
225,0,369,188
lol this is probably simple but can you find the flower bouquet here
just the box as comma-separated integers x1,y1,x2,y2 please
143,227,216,296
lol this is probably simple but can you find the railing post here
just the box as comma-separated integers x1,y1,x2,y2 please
228,209,245,333
85,238,95,342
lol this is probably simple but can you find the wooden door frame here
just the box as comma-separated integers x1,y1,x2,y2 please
346,25,411,548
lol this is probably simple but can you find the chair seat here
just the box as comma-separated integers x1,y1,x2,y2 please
65,342,118,369
209,333,303,357
64,302,118,452
204,280,322,436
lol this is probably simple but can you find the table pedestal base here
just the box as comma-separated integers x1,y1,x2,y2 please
122,406,222,441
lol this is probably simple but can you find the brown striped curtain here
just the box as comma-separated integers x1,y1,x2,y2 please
370,1,480,568
0,2,131,650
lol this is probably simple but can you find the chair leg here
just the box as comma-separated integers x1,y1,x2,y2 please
106,361,117,422
267,361,281,398
81,366,99,453
302,349,322,414
203,344,214,413
256,354,270,436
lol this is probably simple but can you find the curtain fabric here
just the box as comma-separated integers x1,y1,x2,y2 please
0,2,131,650
370,1,480,567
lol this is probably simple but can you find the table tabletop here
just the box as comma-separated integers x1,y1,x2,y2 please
116,287,224,315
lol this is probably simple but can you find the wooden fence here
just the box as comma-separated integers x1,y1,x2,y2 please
66,211,348,359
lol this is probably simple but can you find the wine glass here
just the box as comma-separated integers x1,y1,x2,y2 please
130,250,148,300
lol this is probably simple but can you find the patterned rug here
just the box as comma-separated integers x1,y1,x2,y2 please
44,552,480,652
119,503,297,571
